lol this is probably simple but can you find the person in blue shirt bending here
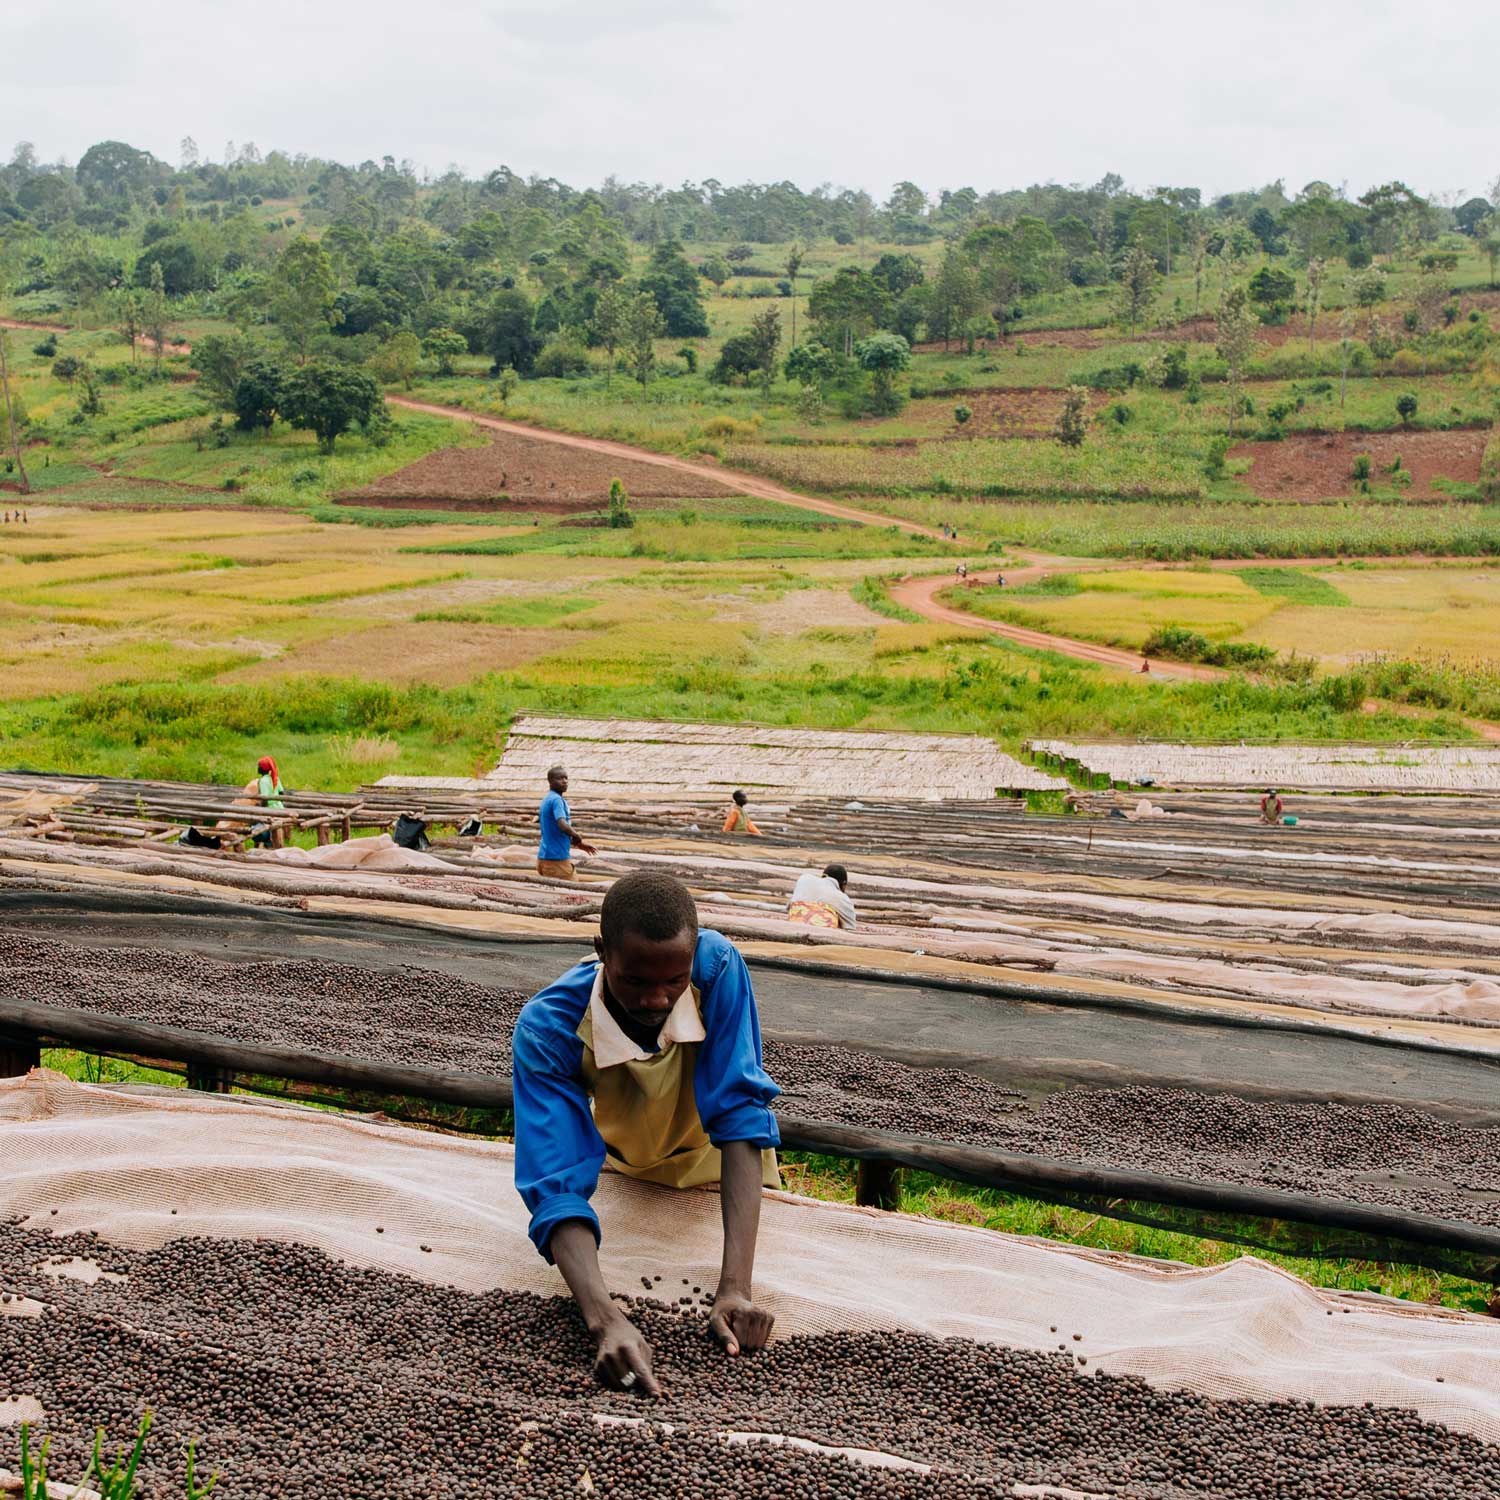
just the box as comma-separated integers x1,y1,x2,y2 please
537,764,595,880
512,870,782,1395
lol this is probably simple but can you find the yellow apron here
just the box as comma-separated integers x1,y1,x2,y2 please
578,991,779,1191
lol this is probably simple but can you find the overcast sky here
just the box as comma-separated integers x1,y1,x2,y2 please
7,0,1497,204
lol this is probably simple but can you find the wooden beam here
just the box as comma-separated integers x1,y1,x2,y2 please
0,1028,39,1079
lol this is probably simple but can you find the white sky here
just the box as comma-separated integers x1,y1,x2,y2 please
6,0,1497,204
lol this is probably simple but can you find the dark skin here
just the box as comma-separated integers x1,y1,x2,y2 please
548,925,774,1395
548,771,596,856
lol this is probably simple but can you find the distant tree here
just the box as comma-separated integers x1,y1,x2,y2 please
589,283,631,385
927,243,982,350
1055,385,1089,447
368,330,422,389
76,362,105,417
143,261,171,374
1247,265,1296,323
725,244,755,263
50,356,83,384
1455,197,1492,236
1351,267,1387,333
784,242,805,344
953,405,972,427
639,241,709,337
421,327,468,376
190,332,257,407
607,477,635,528
484,288,542,375
710,333,758,385
1482,220,1500,289
1412,267,1450,378
1396,391,1418,427
783,340,838,392
269,239,339,364
112,288,143,366
624,291,665,386
855,331,910,414
869,253,926,296
1114,240,1159,337
745,305,782,395
1302,258,1326,349
700,255,731,290
807,267,889,356
232,354,290,432
1215,286,1258,438
494,367,518,409
1191,230,1210,315
279,360,383,453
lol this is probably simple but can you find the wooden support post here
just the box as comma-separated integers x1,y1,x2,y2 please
855,1159,901,1211
186,1060,235,1094
0,1029,41,1078
316,822,330,846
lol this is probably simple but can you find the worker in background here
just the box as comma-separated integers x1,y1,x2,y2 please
1260,788,1286,826
513,871,781,1394
722,788,762,836
538,764,594,880
787,863,857,929
241,755,285,848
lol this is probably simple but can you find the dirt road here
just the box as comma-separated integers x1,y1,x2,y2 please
387,396,946,539
889,570,1221,680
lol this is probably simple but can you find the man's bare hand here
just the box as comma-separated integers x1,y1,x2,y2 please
593,1311,660,1395
708,1288,774,1356
577,840,598,855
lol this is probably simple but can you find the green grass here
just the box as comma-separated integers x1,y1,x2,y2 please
784,1155,1493,1313
1238,567,1351,606
850,574,921,622
0,651,1470,791
413,593,599,626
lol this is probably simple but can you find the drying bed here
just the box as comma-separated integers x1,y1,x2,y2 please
1,1223,1495,1500
7,931,1500,1244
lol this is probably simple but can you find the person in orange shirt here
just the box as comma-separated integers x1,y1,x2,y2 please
722,789,762,836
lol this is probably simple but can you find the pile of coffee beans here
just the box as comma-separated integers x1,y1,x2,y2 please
0,1222,1492,1499
3,933,525,1077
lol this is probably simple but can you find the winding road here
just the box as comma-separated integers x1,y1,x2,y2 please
5,338,1493,719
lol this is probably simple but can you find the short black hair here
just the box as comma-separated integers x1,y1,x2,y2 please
823,863,849,890
601,871,699,949
732,789,748,806
548,765,567,780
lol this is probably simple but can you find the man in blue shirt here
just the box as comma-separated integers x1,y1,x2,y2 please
537,765,595,880
512,870,782,1394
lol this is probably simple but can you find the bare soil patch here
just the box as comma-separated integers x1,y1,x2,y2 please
340,430,735,511
915,388,1111,438
223,620,568,686
1234,428,1488,501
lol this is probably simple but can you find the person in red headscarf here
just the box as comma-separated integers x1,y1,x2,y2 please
252,756,284,809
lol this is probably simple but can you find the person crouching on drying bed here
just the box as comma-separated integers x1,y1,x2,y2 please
512,870,781,1394
787,863,857,929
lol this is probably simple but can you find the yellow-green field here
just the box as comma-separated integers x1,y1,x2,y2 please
952,561,1500,665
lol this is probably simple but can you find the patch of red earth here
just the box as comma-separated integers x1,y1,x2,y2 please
337,428,736,512
906,388,1112,440
1233,428,1489,501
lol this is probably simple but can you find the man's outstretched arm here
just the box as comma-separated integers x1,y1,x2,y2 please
709,1138,774,1354
550,1221,661,1394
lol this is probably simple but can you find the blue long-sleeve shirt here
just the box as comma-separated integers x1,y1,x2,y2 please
512,929,781,1261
